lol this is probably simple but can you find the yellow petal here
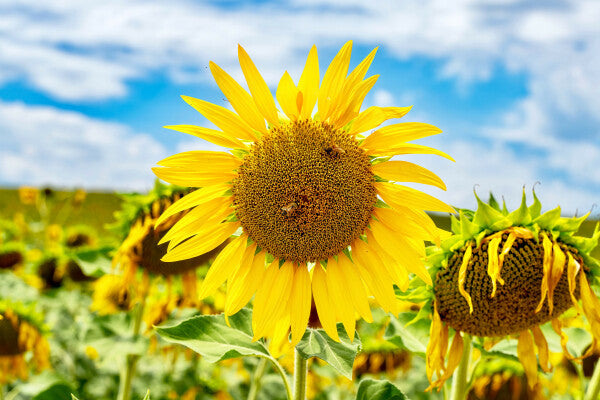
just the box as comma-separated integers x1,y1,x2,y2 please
198,234,247,299
226,249,266,317
440,332,464,381
290,264,311,346
567,253,582,311
297,45,319,119
551,318,575,359
238,45,280,127
458,244,474,313
181,95,258,141
375,182,456,213
373,207,433,242
531,326,551,373
498,233,516,270
162,221,239,262
152,166,237,187
333,75,379,128
276,71,299,120
225,243,257,314
351,239,399,314
579,271,600,355
365,143,454,161
155,184,231,227
372,160,446,190
163,125,246,149
333,47,378,116
318,40,352,121
326,257,356,340
252,260,294,339
535,233,554,313
486,237,503,298
547,242,566,315
312,264,340,341
336,254,373,323
366,230,409,292
159,196,231,246
269,313,291,358
394,205,445,246
349,106,412,137
210,61,267,134
517,330,539,389
157,150,242,170
361,122,442,149
425,302,449,390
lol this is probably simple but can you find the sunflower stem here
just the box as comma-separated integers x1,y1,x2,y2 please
247,357,268,400
293,349,308,400
585,357,600,400
450,334,472,400
117,298,146,400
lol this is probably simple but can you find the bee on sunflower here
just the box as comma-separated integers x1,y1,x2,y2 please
423,190,600,393
152,40,453,348
0,300,50,384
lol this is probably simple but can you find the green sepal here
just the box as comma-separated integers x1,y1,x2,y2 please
534,206,562,230
441,236,464,252
475,230,488,247
566,223,600,254
528,189,542,218
554,212,590,233
450,215,461,235
473,191,508,229
508,190,531,226
374,175,388,183
488,193,501,212
374,198,390,209
230,148,249,159
370,156,392,166
460,211,480,239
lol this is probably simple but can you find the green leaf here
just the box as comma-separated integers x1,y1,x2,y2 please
155,309,270,363
19,372,73,400
295,324,361,379
71,395,79,400
384,312,430,357
142,390,151,400
355,379,407,400
70,246,113,276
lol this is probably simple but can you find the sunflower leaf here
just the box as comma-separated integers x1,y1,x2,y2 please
384,312,429,357
155,309,270,363
295,325,361,379
355,379,407,400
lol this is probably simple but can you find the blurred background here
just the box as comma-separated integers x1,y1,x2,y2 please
1,0,599,215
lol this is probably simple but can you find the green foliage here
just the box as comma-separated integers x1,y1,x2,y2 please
155,309,271,363
355,379,407,400
384,312,430,357
295,324,362,379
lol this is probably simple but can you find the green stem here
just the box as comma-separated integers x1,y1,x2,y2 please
293,349,308,400
264,356,292,400
117,299,146,400
0,384,5,400
585,358,600,400
450,334,472,400
247,357,269,400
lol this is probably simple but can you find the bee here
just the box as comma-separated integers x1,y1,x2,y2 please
325,143,345,157
281,202,298,216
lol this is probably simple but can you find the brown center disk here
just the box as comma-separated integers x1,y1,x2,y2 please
0,251,23,270
232,120,376,263
0,314,23,356
435,233,582,337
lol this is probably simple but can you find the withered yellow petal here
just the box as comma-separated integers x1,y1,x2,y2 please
517,330,539,389
486,237,503,298
458,244,474,313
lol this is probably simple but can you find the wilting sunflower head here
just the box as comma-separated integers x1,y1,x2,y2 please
0,300,50,384
152,41,453,347
0,242,26,271
424,190,600,390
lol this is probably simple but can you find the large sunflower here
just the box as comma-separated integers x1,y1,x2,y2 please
424,191,600,391
153,41,453,346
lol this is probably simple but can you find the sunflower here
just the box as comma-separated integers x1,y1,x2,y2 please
111,182,228,315
153,41,453,346
0,242,26,271
0,300,50,384
90,274,132,315
423,191,600,391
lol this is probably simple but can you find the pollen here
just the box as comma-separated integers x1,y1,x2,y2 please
232,119,376,263
434,232,582,337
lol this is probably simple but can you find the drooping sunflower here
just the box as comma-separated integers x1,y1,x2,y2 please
424,191,600,391
0,300,50,384
111,181,228,314
90,274,132,315
152,41,453,346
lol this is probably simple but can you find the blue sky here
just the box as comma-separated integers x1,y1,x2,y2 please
1,0,599,215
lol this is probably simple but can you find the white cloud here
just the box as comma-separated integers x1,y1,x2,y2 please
0,101,168,191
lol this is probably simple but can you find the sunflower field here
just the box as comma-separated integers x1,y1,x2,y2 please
2,42,600,400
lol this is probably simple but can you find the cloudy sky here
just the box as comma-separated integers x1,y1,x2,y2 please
1,0,599,215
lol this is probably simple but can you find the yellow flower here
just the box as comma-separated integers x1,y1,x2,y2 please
0,302,50,384
17,186,39,205
91,274,132,315
424,191,600,391
153,41,452,346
